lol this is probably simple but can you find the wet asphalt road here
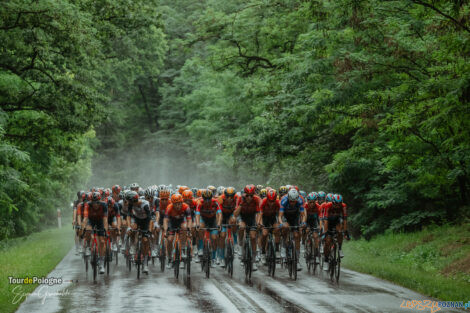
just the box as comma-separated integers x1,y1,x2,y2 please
16,248,463,313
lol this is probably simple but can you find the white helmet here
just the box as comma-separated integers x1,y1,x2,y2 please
288,189,299,201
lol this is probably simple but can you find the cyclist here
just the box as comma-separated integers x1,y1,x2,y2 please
302,192,321,263
278,186,288,199
217,187,238,267
322,194,349,271
259,188,267,199
106,192,121,252
144,188,158,258
279,188,304,271
163,193,192,269
207,185,217,198
182,190,198,258
81,192,108,274
155,189,171,254
126,191,151,274
234,184,262,271
75,192,88,254
195,189,222,267
258,189,281,264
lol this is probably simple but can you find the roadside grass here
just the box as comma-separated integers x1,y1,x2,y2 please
342,222,470,300
0,227,73,313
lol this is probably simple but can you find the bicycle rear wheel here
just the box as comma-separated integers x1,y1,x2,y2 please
92,247,98,281
205,242,211,278
287,243,293,279
106,245,110,276
244,238,252,282
160,240,166,272
174,242,180,279
226,241,233,277
329,244,336,282
335,245,341,283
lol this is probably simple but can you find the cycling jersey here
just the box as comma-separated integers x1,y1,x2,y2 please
259,198,280,217
323,202,347,218
130,200,151,220
106,196,120,219
76,201,88,218
196,199,222,219
280,197,304,214
165,203,192,221
304,201,320,216
217,194,239,215
183,199,198,220
84,201,108,220
236,194,262,215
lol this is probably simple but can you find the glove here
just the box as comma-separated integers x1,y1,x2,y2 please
217,225,222,232
278,223,283,229
301,222,307,227
126,227,132,234
195,225,200,231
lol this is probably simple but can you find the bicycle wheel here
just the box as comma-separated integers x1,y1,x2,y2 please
186,245,191,278
244,238,252,281
205,241,211,278
115,250,119,266
106,245,110,276
335,245,341,283
174,241,180,279
293,247,298,281
313,246,319,275
329,244,336,282
92,247,98,281
137,241,142,279
305,237,312,272
287,243,293,279
225,241,233,277
85,255,88,273
160,240,166,272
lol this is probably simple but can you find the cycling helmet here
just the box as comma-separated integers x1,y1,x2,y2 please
256,185,264,193
171,193,183,203
182,190,193,200
279,186,288,196
217,186,225,196
87,192,93,201
197,189,203,198
299,190,307,198
191,188,198,196
92,192,101,202
202,189,213,199
178,185,188,195
112,185,121,194
144,188,153,198
326,193,333,202
260,188,267,198
317,191,326,199
207,185,217,195
126,191,139,202
307,192,317,201
287,189,299,202
119,191,126,200
244,184,256,195
104,188,111,198
333,194,343,203
138,189,144,197
224,187,236,197
159,189,170,199
130,183,139,191
266,189,277,201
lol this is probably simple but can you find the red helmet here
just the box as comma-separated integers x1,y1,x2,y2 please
182,190,193,200
104,188,111,198
266,189,277,201
112,185,121,194
171,193,183,203
159,189,170,199
244,184,256,195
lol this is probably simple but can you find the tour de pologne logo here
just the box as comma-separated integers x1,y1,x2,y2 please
8,276,72,305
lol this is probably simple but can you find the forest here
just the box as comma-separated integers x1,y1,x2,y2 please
1,0,469,240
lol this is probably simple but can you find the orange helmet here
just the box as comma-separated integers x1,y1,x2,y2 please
178,185,188,194
224,187,236,197
197,189,203,198
159,189,170,199
182,190,193,200
171,193,183,203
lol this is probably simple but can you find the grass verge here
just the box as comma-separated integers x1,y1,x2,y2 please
342,222,470,300
0,227,73,313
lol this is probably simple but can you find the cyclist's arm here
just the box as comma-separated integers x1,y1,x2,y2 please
103,203,109,232
195,203,201,227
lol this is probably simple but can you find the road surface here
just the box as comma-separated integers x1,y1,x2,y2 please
15,248,460,313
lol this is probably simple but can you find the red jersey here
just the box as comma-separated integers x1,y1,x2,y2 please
304,201,321,216
217,194,239,215
259,198,280,217
165,203,191,221
76,202,88,217
196,199,222,218
158,199,170,213
84,201,108,220
184,199,198,214
323,202,347,218
236,194,262,215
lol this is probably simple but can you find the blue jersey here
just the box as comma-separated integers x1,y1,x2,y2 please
280,197,304,214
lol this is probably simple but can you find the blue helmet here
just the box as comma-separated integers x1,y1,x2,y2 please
326,193,333,202
333,194,343,203
307,192,318,201
318,191,326,199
